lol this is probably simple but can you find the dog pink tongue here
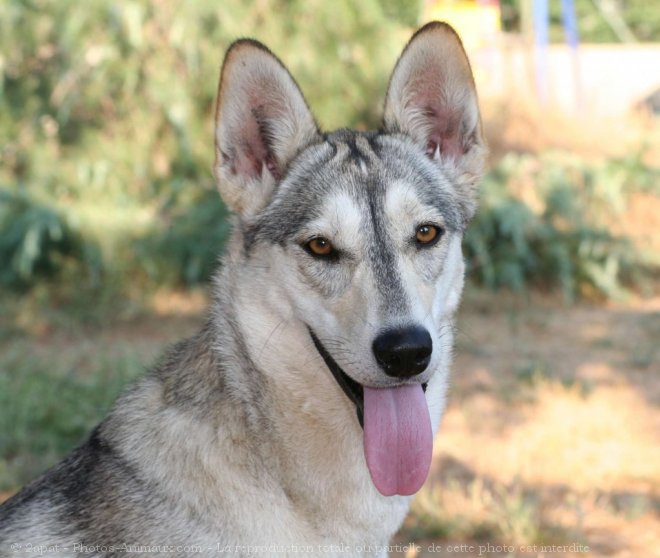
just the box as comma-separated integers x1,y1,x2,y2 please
363,384,433,496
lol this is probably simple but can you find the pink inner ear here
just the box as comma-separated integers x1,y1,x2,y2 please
265,156,281,180
409,68,467,160
422,102,464,160
232,115,270,179
227,102,280,180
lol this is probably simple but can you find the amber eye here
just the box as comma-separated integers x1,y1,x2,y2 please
415,224,442,246
305,237,335,258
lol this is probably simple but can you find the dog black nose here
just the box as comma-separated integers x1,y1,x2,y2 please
372,326,432,378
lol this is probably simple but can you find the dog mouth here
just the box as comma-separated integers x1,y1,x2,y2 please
307,328,429,427
308,328,365,427
307,327,432,497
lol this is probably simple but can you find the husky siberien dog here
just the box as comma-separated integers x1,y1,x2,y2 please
0,22,486,557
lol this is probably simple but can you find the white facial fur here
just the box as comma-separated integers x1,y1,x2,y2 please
267,182,465,389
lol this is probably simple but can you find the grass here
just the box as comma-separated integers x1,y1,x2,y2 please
390,290,659,556
0,286,205,492
401,380,660,556
406,478,547,546
0,340,144,491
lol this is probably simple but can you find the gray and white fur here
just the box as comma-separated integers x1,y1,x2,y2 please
0,22,487,557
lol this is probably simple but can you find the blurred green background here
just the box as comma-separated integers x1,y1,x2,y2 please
1,1,659,555
1,0,658,303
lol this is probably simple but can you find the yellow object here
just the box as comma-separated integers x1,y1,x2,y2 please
426,1,501,50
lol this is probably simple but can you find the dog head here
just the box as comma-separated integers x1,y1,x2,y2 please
214,22,486,496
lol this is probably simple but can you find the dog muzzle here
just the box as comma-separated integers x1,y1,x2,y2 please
308,328,433,497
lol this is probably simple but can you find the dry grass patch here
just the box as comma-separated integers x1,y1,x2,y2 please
398,293,660,557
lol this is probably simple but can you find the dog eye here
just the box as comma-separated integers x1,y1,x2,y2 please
304,237,337,259
415,224,442,247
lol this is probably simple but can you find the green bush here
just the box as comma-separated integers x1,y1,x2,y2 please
137,187,230,287
465,152,655,301
0,0,414,292
0,1,656,301
0,188,101,289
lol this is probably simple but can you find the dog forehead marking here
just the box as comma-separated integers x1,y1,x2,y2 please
384,180,421,223
384,180,445,229
309,191,363,243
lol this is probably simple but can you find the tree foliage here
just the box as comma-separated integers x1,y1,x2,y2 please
0,1,655,300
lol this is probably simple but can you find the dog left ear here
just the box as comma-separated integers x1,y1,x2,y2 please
383,22,487,220
214,40,320,216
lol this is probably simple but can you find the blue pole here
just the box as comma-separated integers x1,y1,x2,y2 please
561,0,579,48
561,0,583,111
532,0,550,104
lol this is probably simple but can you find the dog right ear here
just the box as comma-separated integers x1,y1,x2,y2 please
383,22,487,221
214,40,319,216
